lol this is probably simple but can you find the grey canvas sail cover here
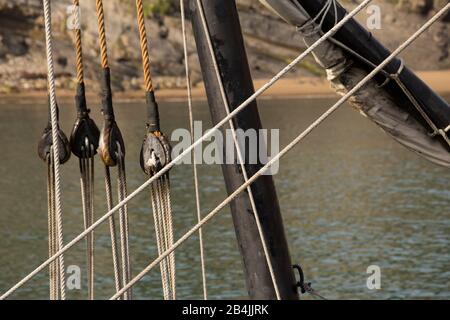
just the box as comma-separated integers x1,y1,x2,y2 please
260,0,450,167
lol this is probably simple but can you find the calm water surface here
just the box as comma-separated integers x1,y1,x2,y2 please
0,97,448,299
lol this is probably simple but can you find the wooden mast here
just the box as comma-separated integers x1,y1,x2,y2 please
189,0,299,299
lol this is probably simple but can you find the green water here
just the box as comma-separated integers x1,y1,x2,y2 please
0,97,448,299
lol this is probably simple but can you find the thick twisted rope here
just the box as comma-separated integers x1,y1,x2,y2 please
72,0,84,83
42,0,66,300
136,0,154,92
180,0,207,300
95,0,109,68
47,153,59,300
109,3,449,298
0,0,377,299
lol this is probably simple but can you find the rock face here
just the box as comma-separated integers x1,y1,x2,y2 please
0,0,449,94
0,0,39,58
398,0,434,14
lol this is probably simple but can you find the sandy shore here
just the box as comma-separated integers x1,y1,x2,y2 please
1,70,449,104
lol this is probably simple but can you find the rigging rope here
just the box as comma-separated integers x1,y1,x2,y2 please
110,4,448,298
149,177,175,299
95,0,109,69
73,0,84,84
136,0,154,92
95,0,132,300
42,0,68,300
116,144,132,300
297,0,338,36
180,0,207,300
135,0,175,300
104,166,123,295
195,0,282,300
1,0,381,299
47,150,59,300
79,141,95,299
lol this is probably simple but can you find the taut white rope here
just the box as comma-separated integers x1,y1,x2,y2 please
116,145,132,300
47,150,59,300
0,0,372,299
150,181,170,299
42,0,66,300
180,0,207,300
104,166,122,297
80,140,95,299
110,4,449,299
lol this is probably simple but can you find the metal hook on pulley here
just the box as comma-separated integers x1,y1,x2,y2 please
139,91,171,176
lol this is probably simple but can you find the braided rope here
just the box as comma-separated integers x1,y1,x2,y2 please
50,154,61,300
47,155,58,300
42,0,66,300
72,0,84,83
136,0,154,92
95,0,109,68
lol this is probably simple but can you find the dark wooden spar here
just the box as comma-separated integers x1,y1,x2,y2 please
189,0,299,300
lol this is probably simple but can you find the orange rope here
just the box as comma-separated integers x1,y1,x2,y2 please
73,0,84,84
95,0,109,69
135,0,154,92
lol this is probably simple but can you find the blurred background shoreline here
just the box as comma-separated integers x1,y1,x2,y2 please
1,70,449,104
0,0,449,98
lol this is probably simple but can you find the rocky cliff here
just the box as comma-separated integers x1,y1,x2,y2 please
0,0,448,94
